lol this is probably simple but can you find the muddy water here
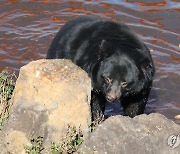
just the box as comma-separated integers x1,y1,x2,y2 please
0,0,179,123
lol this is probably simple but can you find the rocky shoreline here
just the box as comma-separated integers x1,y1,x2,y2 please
0,59,179,154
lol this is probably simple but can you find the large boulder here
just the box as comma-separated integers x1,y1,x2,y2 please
78,113,180,154
0,59,91,153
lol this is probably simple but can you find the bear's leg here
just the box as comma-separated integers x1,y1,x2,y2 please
121,91,150,118
91,91,106,122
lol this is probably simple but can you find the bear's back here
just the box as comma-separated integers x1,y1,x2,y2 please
46,16,154,75
46,16,132,59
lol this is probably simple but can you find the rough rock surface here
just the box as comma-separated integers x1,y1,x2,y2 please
0,59,91,153
78,113,180,154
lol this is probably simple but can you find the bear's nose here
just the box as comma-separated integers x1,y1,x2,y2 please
106,95,117,102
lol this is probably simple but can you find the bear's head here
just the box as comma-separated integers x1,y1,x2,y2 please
92,40,154,102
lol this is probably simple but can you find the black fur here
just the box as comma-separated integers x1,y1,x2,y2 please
46,16,155,120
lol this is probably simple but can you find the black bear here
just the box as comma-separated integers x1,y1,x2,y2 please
46,16,155,121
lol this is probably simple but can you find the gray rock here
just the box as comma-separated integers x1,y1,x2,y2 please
78,113,180,154
0,59,91,153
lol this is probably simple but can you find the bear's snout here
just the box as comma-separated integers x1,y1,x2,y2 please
106,86,121,102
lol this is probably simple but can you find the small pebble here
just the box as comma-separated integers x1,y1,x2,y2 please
175,115,180,120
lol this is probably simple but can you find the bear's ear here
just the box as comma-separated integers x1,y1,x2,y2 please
99,40,109,51
140,60,154,80
98,40,111,59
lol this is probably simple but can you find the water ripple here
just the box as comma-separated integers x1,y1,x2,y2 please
0,0,179,123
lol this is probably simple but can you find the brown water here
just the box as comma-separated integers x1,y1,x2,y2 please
0,0,179,123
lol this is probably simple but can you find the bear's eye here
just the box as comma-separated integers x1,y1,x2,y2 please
121,81,127,88
105,77,112,84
